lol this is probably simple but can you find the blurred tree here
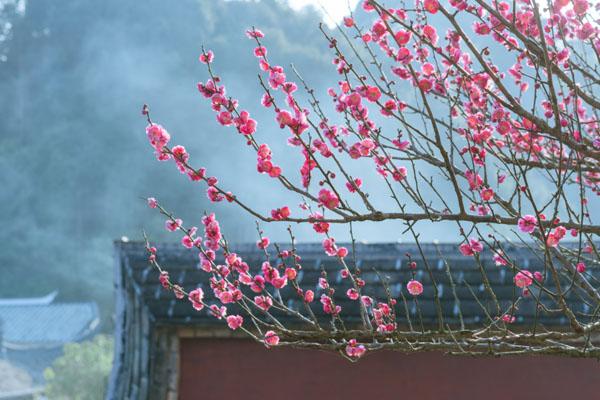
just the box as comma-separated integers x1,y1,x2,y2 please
43,335,113,400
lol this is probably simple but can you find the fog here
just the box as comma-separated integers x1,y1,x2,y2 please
0,0,394,322
1,0,581,325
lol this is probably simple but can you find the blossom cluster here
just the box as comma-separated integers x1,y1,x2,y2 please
141,0,600,357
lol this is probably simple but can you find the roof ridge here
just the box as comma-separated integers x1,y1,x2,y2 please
0,291,58,306
0,301,97,308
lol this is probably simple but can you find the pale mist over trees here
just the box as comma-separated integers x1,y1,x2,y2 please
2,0,591,326
0,0,354,321
0,0,438,315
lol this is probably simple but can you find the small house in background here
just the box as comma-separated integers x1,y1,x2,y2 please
108,241,600,400
0,291,99,399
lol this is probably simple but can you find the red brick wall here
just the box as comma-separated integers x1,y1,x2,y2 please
179,338,600,399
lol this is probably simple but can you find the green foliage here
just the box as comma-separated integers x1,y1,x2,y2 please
43,335,114,400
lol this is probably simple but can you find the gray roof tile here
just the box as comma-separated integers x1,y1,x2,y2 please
116,241,600,329
0,303,99,348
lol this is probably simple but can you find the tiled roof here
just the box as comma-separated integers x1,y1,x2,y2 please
0,302,99,349
117,241,599,328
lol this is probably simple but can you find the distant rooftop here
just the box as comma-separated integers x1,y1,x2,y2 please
0,294,99,349
0,293,100,390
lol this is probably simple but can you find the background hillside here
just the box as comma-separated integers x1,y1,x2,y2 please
0,0,344,326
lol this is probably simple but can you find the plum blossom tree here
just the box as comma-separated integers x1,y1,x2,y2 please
142,0,600,359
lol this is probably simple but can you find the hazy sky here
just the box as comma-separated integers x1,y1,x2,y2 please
227,0,361,27
287,0,360,27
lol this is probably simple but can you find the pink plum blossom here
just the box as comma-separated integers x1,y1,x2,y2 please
361,296,373,307
423,0,440,13
264,330,280,347
165,218,182,232
514,271,533,289
304,290,315,303
210,304,227,319
285,267,297,280
254,295,273,311
406,280,424,296
459,238,483,256
346,288,359,300
245,28,264,39
518,215,537,234
159,271,169,289
346,178,363,193
271,206,290,220
345,339,367,358
480,188,494,202
547,226,567,248
321,294,341,315
188,288,204,311
493,251,508,266
199,50,214,64
256,237,270,249
146,124,170,151
181,235,194,249
318,188,340,209
502,314,516,324
226,315,243,330
147,197,158,208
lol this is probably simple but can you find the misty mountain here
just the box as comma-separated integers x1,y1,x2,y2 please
0,0,349,324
